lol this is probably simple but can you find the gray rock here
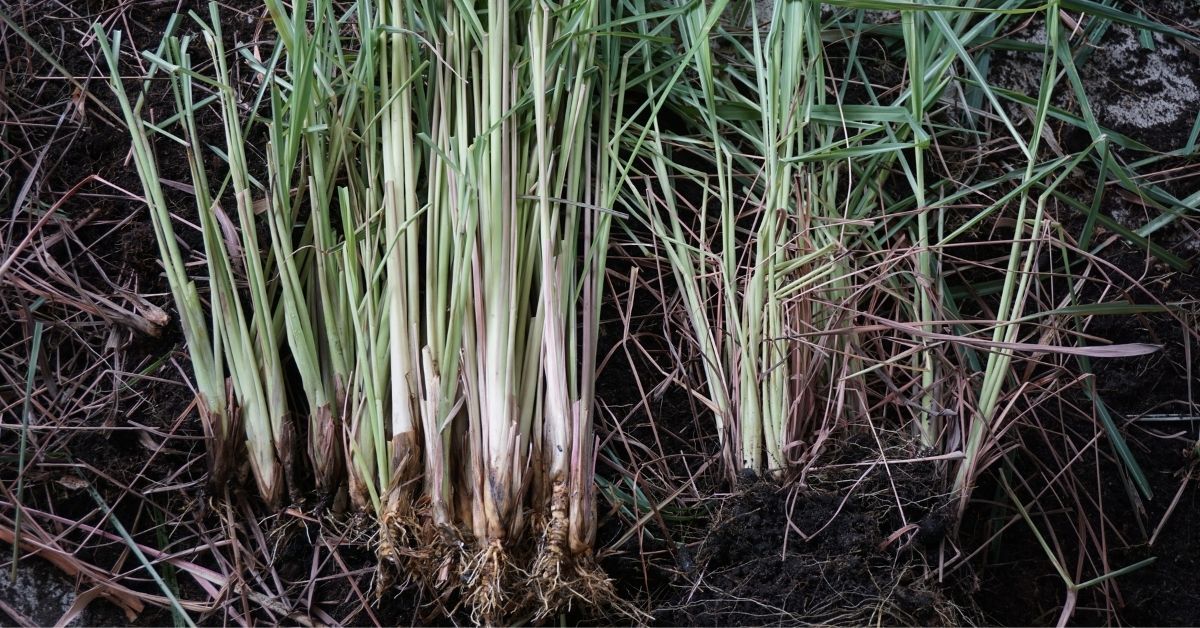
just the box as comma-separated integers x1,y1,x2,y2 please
0,556,90,627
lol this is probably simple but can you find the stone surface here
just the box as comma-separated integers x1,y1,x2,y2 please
987,2,1199,151
0,555,91,627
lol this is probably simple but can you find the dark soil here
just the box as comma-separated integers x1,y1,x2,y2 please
963,427,1200,626
654,473,955,627
2,0,1199,626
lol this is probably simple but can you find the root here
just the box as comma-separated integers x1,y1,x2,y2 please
530,543,646,623
530,550,626,622
463,538,516,624
527,483,648,623
529,483,572,618
377,503,467,611
374,504,416,598
373,481,638,622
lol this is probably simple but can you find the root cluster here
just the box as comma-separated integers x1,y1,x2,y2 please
375,481,635,623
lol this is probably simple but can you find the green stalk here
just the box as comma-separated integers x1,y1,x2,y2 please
380,0,422,518
955,0,1062,497
95,27,233,488
201,9,295,505
108,0,628,618
342,0,390,513
903,8,939,449
263,0,346,493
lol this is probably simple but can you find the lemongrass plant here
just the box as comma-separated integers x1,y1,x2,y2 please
622,0,882,476
94,0,1185,620
370,0,626,615
97,21,295,505
101,0,629,619
621,0,1163,501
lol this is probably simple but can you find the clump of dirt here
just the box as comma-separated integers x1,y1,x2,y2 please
656,470,962,627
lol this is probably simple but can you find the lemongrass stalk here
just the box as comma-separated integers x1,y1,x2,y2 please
670,0,817,475
418,6,473,530
262,0,356,494
339,0,390,513
955,0,1062,497
531,0,571,528
630,0,740,474
132,28,288,504
755,0,815,473
530,0,610,564
94,28,232,483
376,0,475,538
201,11,295,505
564,0,603,557
632,128,736,464
680,0,739,470
340,184,389,512
566,0,636,559
380,0,422,516
461,0,536,553
162,34,275,493
902,8,940,449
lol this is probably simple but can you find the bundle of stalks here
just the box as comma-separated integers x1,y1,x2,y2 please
610,2,1180,619
618,0,1166,505
98,0,634,620
367,0,628,617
